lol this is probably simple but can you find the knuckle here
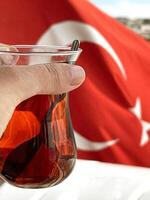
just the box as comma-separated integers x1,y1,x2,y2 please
43,63,59,81
42,63,62,92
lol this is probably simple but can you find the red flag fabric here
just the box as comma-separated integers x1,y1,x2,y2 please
0,0,150,167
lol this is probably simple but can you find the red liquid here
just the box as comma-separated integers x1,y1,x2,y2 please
0,94,76,188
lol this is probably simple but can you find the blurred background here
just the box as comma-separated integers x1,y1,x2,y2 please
0,1,150,199
92,0,150,40
0,0,149,168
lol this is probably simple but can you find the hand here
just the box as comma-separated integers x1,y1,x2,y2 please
0,45,85,138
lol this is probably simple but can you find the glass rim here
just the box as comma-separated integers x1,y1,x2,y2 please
0,45,82,56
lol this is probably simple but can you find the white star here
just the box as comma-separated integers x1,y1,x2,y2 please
130,98,150,146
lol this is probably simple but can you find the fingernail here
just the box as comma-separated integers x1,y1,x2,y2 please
70,66,85,86
0,44,18,65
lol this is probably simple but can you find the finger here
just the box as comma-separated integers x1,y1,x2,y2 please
0,63,85,138
0,44,18,65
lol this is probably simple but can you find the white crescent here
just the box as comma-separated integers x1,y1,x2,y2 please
37,20,127,79
74,131,119,151
36,20,123,151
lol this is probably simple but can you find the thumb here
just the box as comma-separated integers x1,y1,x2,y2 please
15,63,85,100
0,63,85,138
35,63,85,94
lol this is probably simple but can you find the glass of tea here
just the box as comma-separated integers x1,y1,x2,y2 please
0,44,82,188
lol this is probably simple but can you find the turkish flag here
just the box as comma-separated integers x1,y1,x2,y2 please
0,0,150,167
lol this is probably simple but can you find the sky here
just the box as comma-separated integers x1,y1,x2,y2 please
91,0,150,18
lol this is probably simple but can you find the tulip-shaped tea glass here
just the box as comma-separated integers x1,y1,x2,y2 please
0,44,82,188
